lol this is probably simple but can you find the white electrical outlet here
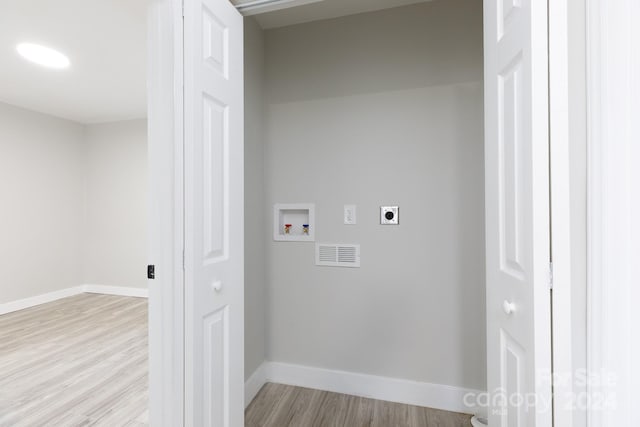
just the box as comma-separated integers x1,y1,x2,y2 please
344,205,356,225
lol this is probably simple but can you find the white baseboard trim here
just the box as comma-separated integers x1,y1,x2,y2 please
0,284,149,315
0,286,84,315
245,363,268,408
82,284,148,298
245,361,482,415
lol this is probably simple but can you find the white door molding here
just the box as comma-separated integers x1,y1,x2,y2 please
587,0,640,425
586,1,604,425
548,1,581,426
147,0,185,425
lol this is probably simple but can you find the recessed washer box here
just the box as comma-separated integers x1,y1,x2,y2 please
273,203,315,242
380,206,399,225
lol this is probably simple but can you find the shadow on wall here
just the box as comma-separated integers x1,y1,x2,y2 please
264,0,484,104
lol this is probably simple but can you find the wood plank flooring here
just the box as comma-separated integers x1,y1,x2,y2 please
0,294,148,426
245,383,472,427
1,294,472,427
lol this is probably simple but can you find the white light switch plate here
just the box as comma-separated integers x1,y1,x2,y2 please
344,205,356,225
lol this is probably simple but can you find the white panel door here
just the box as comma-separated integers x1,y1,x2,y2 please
184,0,244,425
484,0,552,426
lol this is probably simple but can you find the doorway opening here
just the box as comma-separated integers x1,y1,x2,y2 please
242,0,486,425
0,1,151,424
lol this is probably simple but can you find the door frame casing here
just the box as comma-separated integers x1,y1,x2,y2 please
148,0,185,425
548,1,585,426
586,0,640,425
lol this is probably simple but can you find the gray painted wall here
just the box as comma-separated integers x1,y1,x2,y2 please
0,103,148,304
262,0,486,390
83,119,148,289
244,17,267,380
0,102,85,304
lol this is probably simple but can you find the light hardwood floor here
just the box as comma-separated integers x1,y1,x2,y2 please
0,294,148,426
1,294,472,427
246,383,472,427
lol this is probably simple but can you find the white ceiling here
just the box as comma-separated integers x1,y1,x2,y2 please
233,0,433,29
0,0,430,123
0,0,148,124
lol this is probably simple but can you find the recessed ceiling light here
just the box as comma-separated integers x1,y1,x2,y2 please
16,43,70,69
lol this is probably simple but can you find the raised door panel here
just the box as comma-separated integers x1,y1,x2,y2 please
203,307,229,426
202,6,228,79
202,95,229,263
498,54,526,281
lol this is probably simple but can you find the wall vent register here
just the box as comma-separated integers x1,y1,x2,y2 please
315,244,360,268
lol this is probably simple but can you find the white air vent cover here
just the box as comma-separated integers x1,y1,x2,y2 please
315,243,360,268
